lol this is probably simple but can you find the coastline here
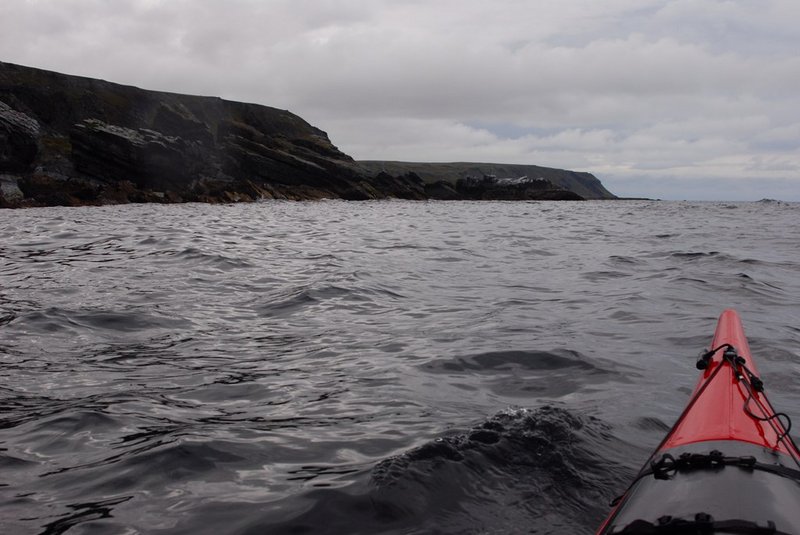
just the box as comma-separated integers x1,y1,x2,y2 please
1,61,613,208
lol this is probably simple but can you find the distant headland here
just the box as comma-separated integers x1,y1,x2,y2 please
0,61,615,208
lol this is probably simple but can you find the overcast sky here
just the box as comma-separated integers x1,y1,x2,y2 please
2,0,799,200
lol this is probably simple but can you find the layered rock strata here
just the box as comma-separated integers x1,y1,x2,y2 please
1,61,609,207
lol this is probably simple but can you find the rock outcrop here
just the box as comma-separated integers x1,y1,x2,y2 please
0,101,40,173
358,161,616,200
70,119,209,190
454,175,584,200
0,61,614,207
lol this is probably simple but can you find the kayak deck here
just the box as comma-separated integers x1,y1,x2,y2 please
661,309,796,455
597,310,800,534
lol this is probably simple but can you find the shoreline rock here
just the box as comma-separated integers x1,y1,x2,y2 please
0,61,612,208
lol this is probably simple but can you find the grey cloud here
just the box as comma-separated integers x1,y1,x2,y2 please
0,0,798,200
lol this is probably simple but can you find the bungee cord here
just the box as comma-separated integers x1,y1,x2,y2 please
609,343,800,508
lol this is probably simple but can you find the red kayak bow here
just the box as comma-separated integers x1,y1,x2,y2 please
596,310,800,534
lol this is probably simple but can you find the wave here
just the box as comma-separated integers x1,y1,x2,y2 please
235,406,636,534
419,350,626,398
6,306,192,337
1,200,798,534
174,247,256,270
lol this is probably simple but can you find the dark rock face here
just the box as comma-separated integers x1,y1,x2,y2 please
0,61,412,207
0,61,606,207
367,171,427,200
70,119,208,190
216,118,362,194
0,101,40,173
152,103,214,146
424,180,461,200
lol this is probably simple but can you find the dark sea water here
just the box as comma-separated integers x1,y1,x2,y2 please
1,199,799,534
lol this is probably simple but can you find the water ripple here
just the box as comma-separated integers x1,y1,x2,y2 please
0,200,798,533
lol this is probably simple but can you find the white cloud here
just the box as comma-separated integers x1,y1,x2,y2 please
1,0,798,200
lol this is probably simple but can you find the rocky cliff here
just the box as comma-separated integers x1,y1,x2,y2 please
357,161,615,200
1,61,611,207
